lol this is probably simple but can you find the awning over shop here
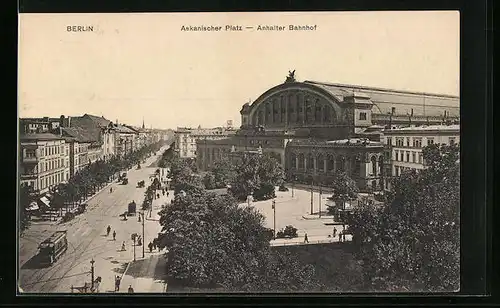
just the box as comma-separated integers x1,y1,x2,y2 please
27,201,39,211
39,196,51,208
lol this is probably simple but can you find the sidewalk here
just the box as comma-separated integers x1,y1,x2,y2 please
29,180,116,227
270,234,352,247
94,187,172,293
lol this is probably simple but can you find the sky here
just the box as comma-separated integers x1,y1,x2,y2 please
18,11,459,129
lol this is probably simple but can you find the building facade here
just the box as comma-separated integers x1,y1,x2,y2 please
114,124,136,157
196,75,460,192
382,124,460,178
175,126,236,159
61,114,116,161
19,133,68,195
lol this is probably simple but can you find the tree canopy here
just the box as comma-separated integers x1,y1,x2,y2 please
229,153,284,201
157,190,323,291
19,184,35,234
346,143,460,292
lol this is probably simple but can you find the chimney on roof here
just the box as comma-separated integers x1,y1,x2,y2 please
116,119,118,125
60,115,65,127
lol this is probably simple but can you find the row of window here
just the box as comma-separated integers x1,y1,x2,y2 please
255,97,334,125
40,171,68,190
43,144,65,157
41,158,66,173
394,166,418,177
388,136,457,147
394,150,424,164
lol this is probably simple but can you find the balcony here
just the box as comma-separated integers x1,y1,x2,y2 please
21,173,37,179
22,156,38,163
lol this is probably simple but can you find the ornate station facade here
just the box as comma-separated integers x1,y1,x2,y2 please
196,72,459,192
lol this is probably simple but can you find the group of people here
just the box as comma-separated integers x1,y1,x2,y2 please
147,238,161,253
303,227,346,244
114,275,134,293
107,225,117,240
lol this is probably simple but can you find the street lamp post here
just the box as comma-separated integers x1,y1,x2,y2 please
141,212,145,258
319,185,322,218
133,236,136,261
90,259,95,291
310,178,314,215
272,198,276,239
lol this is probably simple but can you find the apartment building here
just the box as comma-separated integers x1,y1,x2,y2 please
60,127,96,177
19,133,68,195
383,124,460,178
175,126,236,159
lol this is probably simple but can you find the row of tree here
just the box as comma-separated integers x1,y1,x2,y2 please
157,154,322,291
202,154,284,201
346,143,460,291
156,143,460,292
19,140,166,235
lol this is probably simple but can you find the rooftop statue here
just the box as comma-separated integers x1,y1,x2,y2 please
285,70,296,83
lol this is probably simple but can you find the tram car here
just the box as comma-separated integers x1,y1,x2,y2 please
37,230,68,265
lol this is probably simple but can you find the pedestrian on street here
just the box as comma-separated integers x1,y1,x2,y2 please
333,227,337,238
128,285,134,293
115,276,121,292
113,230,116,240
110,187,113,193
304,233,309,243
338,232,342,242
166,191,169,197
121,241,126,251
148,242,153,253
162,190,165,196
107,225,111,236
157,193,160,199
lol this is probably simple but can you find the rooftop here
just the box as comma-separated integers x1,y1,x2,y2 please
302,81,460,118
385,124,460,132
20,133,64,141
61,127,98,143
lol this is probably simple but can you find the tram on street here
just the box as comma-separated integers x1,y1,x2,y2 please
37,230,68,265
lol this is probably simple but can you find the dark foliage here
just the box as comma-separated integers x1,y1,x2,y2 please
346,144,460,292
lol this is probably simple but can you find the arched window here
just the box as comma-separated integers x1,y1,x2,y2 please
327,155,335,172
354,155,361,175
317,154,324,172
323,106,331,123
258,110,264,125
298,153,305,169
315,100,322,123
336,156,344,172
290,153,296,168
371,156,377,176
307,153,314,170
378,156,384,176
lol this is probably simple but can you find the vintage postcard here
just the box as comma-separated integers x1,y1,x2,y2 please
18,11,460,293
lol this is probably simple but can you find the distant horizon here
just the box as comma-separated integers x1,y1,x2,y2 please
19,12,459,128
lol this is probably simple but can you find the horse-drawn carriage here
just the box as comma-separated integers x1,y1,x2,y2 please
120,201,137,220
137,180,145,188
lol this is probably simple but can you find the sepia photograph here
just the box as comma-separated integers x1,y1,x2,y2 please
18,11,460,294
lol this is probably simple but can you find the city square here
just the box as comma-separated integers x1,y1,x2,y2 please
18,12,460,293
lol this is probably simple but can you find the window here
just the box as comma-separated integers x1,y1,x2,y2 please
387,137,392,146
25,150,36,158
449,137,456,145
359,112,367,120
406,152,410,162
395,151,399,161
413,138,422,148
396,138,404,147
412,152,416,163
406,138,410,147
427,138,434,146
